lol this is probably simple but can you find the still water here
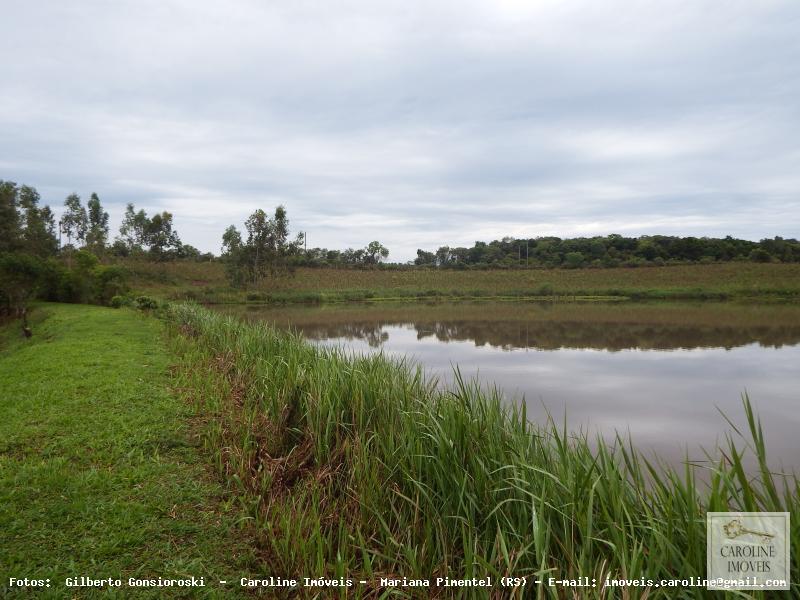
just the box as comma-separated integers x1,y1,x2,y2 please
220,301,800,472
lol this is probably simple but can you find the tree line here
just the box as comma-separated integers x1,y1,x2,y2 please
290,241,390,268
1,180,392,310
4,178,798,321
411,234,800,268
0,182,129,319
219,207,391,285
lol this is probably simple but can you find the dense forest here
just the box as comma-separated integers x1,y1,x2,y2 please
406,234,800,269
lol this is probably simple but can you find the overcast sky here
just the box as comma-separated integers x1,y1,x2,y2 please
2,1,799,260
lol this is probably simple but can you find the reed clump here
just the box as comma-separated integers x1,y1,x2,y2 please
167,303,798,598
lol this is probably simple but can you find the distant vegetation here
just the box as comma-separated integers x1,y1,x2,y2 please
4,178,800,319
147,262,800,305
407,234,800,269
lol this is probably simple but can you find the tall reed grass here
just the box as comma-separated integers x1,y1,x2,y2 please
166,303,798,598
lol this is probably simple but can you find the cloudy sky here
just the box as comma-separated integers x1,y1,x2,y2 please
3,1,799,260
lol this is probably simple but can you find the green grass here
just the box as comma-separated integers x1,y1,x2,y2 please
7,302,796,598
0,304,255,599
168,303,799,599
126,261,800,305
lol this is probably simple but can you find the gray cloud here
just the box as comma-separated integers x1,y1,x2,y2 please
2,0,799,260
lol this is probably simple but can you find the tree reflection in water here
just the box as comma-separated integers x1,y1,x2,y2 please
228,301,800,352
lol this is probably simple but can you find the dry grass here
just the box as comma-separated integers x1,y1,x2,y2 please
267,263,800,295
125,260,800,303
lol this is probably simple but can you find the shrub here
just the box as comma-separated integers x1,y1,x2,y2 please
537,282,554,296
170,289,199,301
0,252,44,317
564,251,585,268
109,295,127,308
92,265,129,304
749,248,773,263
58,269,93,303
135,295,159,310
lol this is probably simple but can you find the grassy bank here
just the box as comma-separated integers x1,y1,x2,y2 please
0,304,254,598
127,261,800,304
168,303,799,598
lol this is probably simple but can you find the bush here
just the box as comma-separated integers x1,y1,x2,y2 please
109,295,128,309
537,283,554,296
564,252,585,268
135,295,159,310
58,269,93,303
93,265,129,304
0,252,44,316
749,248,772,263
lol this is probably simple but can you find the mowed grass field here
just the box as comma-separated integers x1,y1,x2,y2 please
0,304,254,598
128,261,800,303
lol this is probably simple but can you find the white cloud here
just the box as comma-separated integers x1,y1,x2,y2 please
1,0,799,260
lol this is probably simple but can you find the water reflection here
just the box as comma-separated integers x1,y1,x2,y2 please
219,301,800,472
227,300,800,351
293,319,800,351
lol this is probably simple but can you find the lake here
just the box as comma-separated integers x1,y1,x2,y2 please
218,301,800,473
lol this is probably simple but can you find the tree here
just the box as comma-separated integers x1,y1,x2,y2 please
117,203,182,259
61,193,88,248
364,241,389,265
224,206,304,287
0,181,21,253
221,225,245,286
342,248,365,265
435,246,452,266
147,211,181,260
564,251,585,268
118,203,138,251
244,205,303,281
749,248,772,263
244,209,271,283
117,203,150,253
0,252,43,318
414,249,436,266
86,193,110,251
176,244,201,259
221,225,242,257
18,186,58,258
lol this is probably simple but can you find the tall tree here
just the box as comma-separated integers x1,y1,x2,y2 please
86,193,110,251
147,211,181,260
244,208,270,283
364,240,389,264
0,181,21,252
221,225,242,257
221,225,245,286
18,185,58,258
117,203,149,253
224,205,303,286
118,203,139,252
61,193,88,248
414,249,436,266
